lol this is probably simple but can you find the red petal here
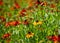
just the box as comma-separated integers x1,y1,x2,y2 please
19,9,26,17
14,2,20,9
0,1,3,5
2,33,10,39
22,9,26,12
5,23,9,27
52,35,58,41
5,21,21,27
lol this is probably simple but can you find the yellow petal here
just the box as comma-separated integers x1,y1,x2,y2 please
26,34,31,38
33,22,37,26
37,21,43,25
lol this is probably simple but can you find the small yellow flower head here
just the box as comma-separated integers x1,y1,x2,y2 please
37,21,43,25
33,21,37,26
33,20,43,26
26,32,34,38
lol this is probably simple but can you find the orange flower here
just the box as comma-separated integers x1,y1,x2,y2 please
50,4,56,8
5,21,21,27
26,32,34,38
10,7,14,10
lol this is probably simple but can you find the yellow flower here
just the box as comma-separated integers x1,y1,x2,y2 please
26,32,34,38
33,21,37,26
33,20,43,26
37,21,43,25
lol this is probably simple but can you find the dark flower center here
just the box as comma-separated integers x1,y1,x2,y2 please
36,20,39,22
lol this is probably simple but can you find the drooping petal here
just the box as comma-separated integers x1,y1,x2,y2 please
0,1,3,6
14,1,20,9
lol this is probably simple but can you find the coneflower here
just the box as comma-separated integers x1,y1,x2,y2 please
19,9,27,17
47,35,59,43
33,20,43,26
5,21,21,27
22,20,29,25
2,33,10,39
14,1,20,9
26,31,34,38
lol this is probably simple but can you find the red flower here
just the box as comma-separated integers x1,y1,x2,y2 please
0,0,3,6
2,33,10,39
35,0,44,6
21,9,26,12
22,20,29,25
47,35,58,43
0,16,6,22
19,9,26,17
47,35,58,41
52,35,58,41
5,21,21,27
14,1,20,9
